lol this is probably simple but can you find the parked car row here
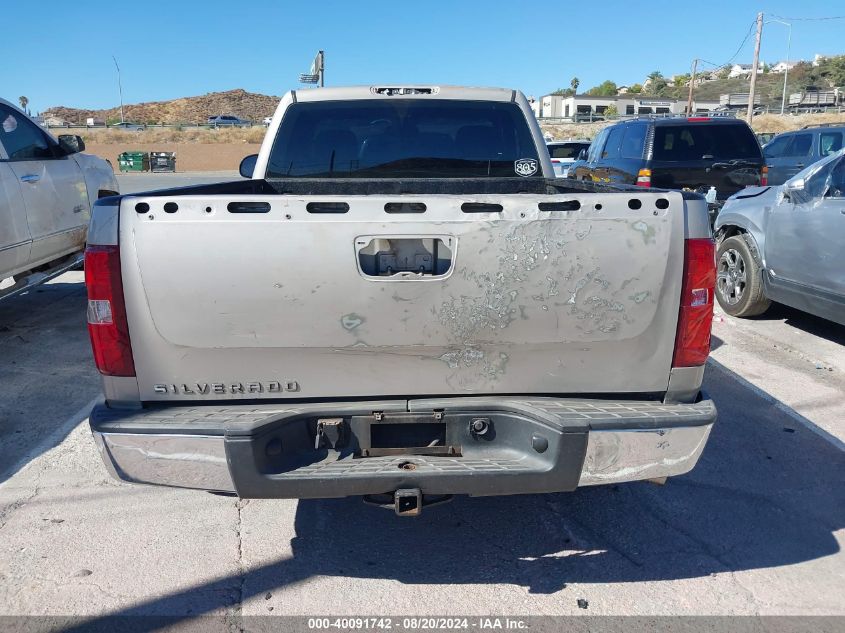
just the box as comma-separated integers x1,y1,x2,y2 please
48,116,262,131
544,117,844,327
113,116,257,128
714,146,845,326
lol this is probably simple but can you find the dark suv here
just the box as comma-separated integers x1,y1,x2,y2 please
763,124,845,185
573,117,766,200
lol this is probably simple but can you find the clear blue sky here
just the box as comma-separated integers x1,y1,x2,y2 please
2,0,844,113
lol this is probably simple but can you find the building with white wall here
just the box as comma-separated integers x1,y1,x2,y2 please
770,60,797,74
538,94,720,119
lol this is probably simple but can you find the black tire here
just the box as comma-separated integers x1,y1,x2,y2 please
715,235,771,317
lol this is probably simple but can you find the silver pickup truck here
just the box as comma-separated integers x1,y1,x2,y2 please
1,98,118,300
85,86,717,515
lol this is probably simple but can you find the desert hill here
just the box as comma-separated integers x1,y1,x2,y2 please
43,89,280,125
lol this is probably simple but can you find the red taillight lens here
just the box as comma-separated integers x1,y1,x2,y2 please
761,166,769,186
85,245,135,376
672,239,716,367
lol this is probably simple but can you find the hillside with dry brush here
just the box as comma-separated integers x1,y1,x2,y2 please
44,89,280,125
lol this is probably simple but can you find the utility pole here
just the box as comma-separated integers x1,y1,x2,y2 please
112,56,125,124
747,12,764,124
686,58,698,115
781,25,791,114
766,19,792,114
319,50,325,87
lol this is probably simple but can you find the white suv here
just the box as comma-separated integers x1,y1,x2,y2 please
0,98,118,300
546,140,590,177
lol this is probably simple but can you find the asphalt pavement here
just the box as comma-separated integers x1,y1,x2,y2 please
0,173,842,621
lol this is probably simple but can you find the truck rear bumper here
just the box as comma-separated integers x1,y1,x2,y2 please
90,396,716,498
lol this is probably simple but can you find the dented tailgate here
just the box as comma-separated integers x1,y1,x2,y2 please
120,190,685,401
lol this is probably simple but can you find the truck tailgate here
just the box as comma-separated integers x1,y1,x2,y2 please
120,190,685,400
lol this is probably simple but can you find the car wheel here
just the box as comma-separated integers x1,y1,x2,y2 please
715,235,771,317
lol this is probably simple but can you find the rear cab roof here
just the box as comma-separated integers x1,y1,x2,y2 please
292,85,517,103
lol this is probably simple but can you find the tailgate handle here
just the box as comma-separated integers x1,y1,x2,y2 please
357,237,453,279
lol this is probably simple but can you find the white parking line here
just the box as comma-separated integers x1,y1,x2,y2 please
0,395,101,487
708,358,845,452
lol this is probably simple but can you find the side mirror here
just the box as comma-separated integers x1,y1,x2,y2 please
58,134,85,154
781,177,805,201
239,154,258,178
577,148,587,161
784,177,805,192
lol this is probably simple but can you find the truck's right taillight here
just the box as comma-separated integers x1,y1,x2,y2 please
85,245,136,377
672,238,716,368
760,165,769,186
636,168,652,187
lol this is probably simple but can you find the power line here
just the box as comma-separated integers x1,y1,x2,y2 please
697,20,758,71
768,13,845,21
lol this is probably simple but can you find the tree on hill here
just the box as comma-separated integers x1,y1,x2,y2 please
586,80,618,96
552,88,575,96
644,71,668,96
673,73,691,87
628,83,643,94
810,54,845,88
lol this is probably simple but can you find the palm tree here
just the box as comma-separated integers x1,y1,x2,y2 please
19,96,29,112
570,77,580,93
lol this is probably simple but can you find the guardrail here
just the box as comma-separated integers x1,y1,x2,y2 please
537,111,739,124
786,105,845,114
537,106,845,125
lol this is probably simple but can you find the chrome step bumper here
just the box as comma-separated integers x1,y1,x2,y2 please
91,396,716,497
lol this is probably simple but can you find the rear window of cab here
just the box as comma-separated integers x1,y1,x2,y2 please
547,143,588,159
266,99,540,179
653,123,760,161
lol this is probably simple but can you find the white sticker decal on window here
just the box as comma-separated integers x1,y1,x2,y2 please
514,158,538,177
2,115,18,134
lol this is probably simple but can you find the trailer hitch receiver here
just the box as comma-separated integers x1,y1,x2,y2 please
394,488,422,516
362,489,453,516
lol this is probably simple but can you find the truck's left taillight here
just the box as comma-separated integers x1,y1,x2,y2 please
672,238,716,368
85,245,136,376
